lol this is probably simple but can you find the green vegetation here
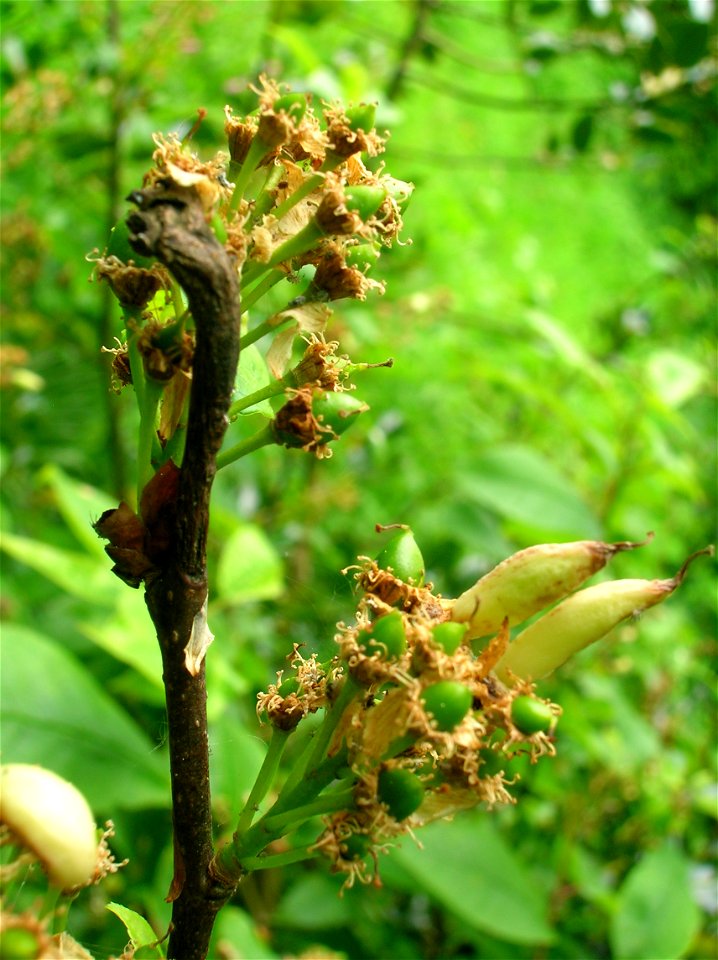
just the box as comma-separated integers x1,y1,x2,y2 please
1,2,715,958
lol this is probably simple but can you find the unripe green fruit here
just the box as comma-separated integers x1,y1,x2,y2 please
375,526,425,584
358,610,407,659
344,185,386,220
510,696,554,734
421,681,473,731
345,103,377,133
272,92,307,121
278,675,300,696
106,216,153,267
314,391,368,436
345,242,380,271
340,833,371,861
430,622,467,655
0,929,41,958
383,177,414,210
377,768,425,821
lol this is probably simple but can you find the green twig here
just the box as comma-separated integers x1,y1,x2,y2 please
259,787,355,836
136,377,164,504
228,378,287,419
236,727,291,834
239,316,294,351
216,423,276,470
239,844,319,872
241,269,285,312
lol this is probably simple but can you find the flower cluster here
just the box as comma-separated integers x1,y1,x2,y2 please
212,528,709,890
90,77,409,513
215,529,559,890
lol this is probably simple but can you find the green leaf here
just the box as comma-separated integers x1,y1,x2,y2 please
274,873,352,930
646,349,705,408
215,523,284,604
389,813,554,945
0,623,169,811
80,589,163,693
0,531,118,606
38,464,117,557
610,844,701,959
106,903,163,956
208,708,266,817
572,113,594,153
522,308,608,386
234,343,275,417
458,444,601,537
210,906,279,959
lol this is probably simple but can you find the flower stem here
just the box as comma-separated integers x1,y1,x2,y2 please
241,269,285,312
269,153,343,223
229,137,269,213
239,845,319,872
239,316,294,351
271,676,360,814
136,377,164,504
259,786,355,836
228,378,287,419
236,727,291,834
216,423,276,470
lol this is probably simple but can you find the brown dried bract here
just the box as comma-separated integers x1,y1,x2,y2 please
94,461,181,586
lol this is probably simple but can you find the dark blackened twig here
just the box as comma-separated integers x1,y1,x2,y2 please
127,183,241,960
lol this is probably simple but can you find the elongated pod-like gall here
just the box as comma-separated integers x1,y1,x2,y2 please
451,536,652,640
494,548,713,683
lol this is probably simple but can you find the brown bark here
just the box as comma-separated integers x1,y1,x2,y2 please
127,183,241,959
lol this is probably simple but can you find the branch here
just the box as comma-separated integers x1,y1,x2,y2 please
126,183,241,960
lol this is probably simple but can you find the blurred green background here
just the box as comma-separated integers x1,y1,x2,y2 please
1,1,716,958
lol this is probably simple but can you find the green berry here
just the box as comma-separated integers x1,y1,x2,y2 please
278,675,300,696
0,928,41,958
345,103,377,133
359,610,407,659
383,176,414,211
421,681,473,731
511,695,555,735
106,216,153,267
375,526,425,584
344,185,386,221
272,92,308,122
340,833,371,862
377,768,425,821
430,622,467,655
314,391,368,436
345,242,380,271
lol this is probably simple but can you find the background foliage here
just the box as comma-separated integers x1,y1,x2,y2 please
1,1,716,958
